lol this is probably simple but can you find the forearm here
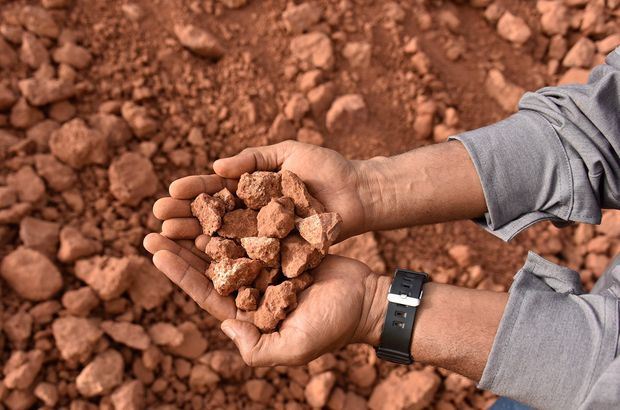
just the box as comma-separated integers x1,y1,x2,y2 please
356,141,487,232
358,275,508,381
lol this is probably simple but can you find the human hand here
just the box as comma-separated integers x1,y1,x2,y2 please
143,232,390,366
152,141,380,244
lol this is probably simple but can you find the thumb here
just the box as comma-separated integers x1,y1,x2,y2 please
213,141,294,178
221,319,261,365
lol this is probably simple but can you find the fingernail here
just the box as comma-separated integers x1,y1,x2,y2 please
221,323,236,340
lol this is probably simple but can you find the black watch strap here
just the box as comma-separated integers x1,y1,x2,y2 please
375,269,428,365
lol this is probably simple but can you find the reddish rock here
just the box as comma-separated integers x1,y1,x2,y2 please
253,267,280,292
52,316,103,361
0,36,17,67
296,212,342,251
348,363,377,388
268,113,296,143
101,321,151,350
10,97,44,128
18,77,75,106
214,187,236,211
0,186,17,208
218,209,259,239
87,113,132,147
290,272,313,292
343,41,372,68
241,236,280,267
121,101,157,138
3,349,44,389
203,350,245,379
110,380,144,410
49,118,108,168
7,166,46,203
297,127,324,146
189,365,220,392
305,371,336,408
307,81,336,117
485,68,524,112
563,37,596,68
74,256,132,300
290,32,334,70
127,256,173,310
34,154,77,192
284,93,310,122
368,370,440,410
281,170,324,217
76,349,124,397
496,12,531,45
558,68,590,85
0,247,62,301
209,257,262,296
448,244,472,268
245,379,276,404
326,94,368,133
192,194,226,236
281,234,323,278
237,171,282,209
58,226,102,262
254,281,297,332
109,152,158,206
19,216,60,257
205,236,245,260
282,2,321,33
174,24,224,59
52,42,92,69
19,6,60,38
257,197,296,238
3,311,33,345
148,322,184,347
235,287,260,311
166,321,208,359
34,382,58,407
61,286,99,317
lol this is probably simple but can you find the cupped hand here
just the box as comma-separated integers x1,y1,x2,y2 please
143,232,388,366
152,141,375,244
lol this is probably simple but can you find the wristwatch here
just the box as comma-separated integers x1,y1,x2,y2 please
375,269,428,364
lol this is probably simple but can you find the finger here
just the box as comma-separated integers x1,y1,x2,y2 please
195,234,210,252
143,233,209,271
169,175,238,199
221,319,306,367
153,198,192,220
213,141,296,178
153,250,235,321
161,218,202,239
176,239,210,263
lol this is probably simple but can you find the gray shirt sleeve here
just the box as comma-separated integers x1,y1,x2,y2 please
449,48,620,409
452,47,620,241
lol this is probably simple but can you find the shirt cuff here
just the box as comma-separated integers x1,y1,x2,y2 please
478,252,619,409
449,110,574,241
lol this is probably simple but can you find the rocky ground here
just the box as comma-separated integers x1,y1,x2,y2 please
0,0,619,409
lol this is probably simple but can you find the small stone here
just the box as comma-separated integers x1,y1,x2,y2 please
19,33,49,69
348,364,377,388
1,247,62,301
205,237,245,260
220,0,247,8
368,370,440,410
58,226,101,262
297,128,324,146
148,322,184,347
127,256,173,310
485,69,523,112
18,77,75,106
4,390,36,410
218,208,259,238
282,2,321,34
284,93,310,122
34,154,77,192
0,83,17,110
290,272,313,292
189,364,220,392
563,37,596,68
235,287,260,311
10,97,44,128
7,166,45,203
0,186,17,208
237,172,282,209
52,42,92,69
19,216,60,257
305,371,336,408
74,256,132,301
52,316,103,361
121,101,158,138
174,24,224,59
0,36,18,67
538,1,569,36
254,280,297,332
42,0,72,8
280,170,324,217
19,6,59,38
326,94,368,133
76,349,124,397
101,321,151,350
307,81,336,117
596,34,620,54
281,234,324,278
108,152,158,206
245,379,276,404
558,68,590,85
29,300,61,325
290,32,334,70
268,114,296,143
343,41,372,67
166,321,208,359
208,257,263,296
241,237,280,267
192,193,226,236
61,286,99,317
297,69,323,92
110,380,144,410
296,212,342,251
34,382,58,407
596,211,620,238
496,12,531,45
448,244,471,268
3,311,33,345
253,267,280,292
88,113,132,147
3,350,44,390
49,118,107,168
213,187,236,211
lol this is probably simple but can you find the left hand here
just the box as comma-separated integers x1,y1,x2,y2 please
143,233,388,366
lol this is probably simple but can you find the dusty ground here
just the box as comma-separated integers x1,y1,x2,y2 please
1,0,619,409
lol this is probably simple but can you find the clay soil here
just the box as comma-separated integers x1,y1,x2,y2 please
1,0,619,409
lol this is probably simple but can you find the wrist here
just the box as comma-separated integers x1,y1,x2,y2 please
352,157,398,234
352,273,391,346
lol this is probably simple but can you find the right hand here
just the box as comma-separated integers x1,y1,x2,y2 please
154,141,377,243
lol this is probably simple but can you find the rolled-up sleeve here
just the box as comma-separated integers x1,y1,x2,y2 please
451,47,620,241
479,252,619,409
